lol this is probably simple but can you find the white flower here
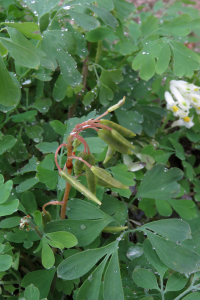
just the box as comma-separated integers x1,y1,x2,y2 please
164,91,188,118
169,85,191,111
170,80,200,94
172,116,194,129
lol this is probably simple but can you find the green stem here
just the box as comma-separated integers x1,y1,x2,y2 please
116,54,131,69
160,276,165,300
24,88,29,111
127,196,137,209
95,41,102,64
174,275,196,300
9,269,21,284
159,113,171,133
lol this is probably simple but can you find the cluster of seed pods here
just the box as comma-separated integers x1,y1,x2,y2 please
43,97,136,218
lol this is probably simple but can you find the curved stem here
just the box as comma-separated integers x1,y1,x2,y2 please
71,133,90,153
55,143,68,171
68,156,92,169
42,201,63,213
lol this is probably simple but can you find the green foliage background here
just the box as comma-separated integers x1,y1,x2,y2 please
0,0,200,299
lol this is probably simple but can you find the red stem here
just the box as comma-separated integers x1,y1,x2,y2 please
68,155,92,168
55,143,68,171
71,133,90,153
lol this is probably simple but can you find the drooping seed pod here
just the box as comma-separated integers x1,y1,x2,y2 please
42,211,51,226
103,146,115,164
85,153,96,195
98,129,133,155
111,129,135,150
74,152,88,175
91,166,129,189
60,170,101,205
72,138,82,152
102,226,128,233
99,119,136,138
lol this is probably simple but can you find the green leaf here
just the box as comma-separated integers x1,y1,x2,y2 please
8,134,29,163
104,250,124,300
50,120,67,136
14,157,38,175
46,232,77,248
165,273,188,292
0,180,13,204
84,4,118,28
147,231,200,273
141,16,158,37
0,216,21,228
32,97,52,113
132,268,159,290
0,56,21,106
182,292,200,300
68,11,100,30
155,41,170,74
86,28,112,42
132,49,156,81
170,40,200,77
36,166,57,189
143,239,168,277
158,14,192,36
182,160,194,181
0,200,19,216
25,125,43,143
137,164,183,199
3,22,41,40
142,219,191,241
0,38,40,69
53,74,68,102
21,191,37,215
45,218,112,247
78,137,107,153
21,269,56,299
24,284,40,300
36,142,59,154
169,138,185,160
155,199,172,217
7,28,53,70
96,0,114,11
76,255,108,300
168,199,197,219
11,110,37,123
57,241,116,280
24,0,60,19
115,109,143,135
42,237,55,269
0,255,12,271
110,164,135,186
16,178,39,193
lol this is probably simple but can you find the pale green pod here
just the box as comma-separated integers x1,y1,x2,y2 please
111,129,135,150
107,97,125,112
72,138,82,152
100,119,136,138
74,152,88,175
60,170,101,205
103,146,115,164
91,166,129,189
98,129,133,155
85,153,96,195
103,226,128,233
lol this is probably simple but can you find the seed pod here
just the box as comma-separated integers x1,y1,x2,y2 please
42,211,51,226
107,97,125,112
103,226,128,233
60,170,101,205
85,153,96,195
98,129,133,155
74,152,88,175
72,138,81,152
91,166,129,189
100,119,136,138
111,129,135,150
103,146,115,164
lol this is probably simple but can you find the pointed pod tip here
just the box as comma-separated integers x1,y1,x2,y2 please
107,96,125,112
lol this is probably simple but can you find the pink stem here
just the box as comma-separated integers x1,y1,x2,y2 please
68,156,92,168
71,133,90,153
55,143,68,171
43,201,63,213
94,110,109,121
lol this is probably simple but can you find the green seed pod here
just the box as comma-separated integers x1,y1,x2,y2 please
85,153,96,195
98,129,133,155
74,152,88,175
72,138,82,152
60,170,101,205
91,166,129,189
100,119,136,138
96,173,113,188
103,146,115,164
42,211,51,226
111,129,135,150
103,226,128,233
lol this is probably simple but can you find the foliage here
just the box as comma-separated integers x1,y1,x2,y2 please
0,0,200,299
